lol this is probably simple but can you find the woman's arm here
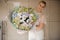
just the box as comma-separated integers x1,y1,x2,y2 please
36,15,46,30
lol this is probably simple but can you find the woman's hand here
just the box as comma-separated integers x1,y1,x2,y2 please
36,23,45,30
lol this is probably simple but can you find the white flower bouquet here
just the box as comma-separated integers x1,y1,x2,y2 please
11,6,38,31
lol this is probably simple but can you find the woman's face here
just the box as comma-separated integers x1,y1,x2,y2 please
37,2,45,12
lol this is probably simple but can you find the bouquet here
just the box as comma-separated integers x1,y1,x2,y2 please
11,6,38,31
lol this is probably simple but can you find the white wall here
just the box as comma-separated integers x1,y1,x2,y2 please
43,0,60,40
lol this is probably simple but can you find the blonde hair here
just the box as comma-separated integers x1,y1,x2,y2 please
39,1,46,7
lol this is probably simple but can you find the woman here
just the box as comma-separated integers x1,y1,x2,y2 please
29,1,46,40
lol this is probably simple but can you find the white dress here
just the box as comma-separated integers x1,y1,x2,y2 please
28,11,46,40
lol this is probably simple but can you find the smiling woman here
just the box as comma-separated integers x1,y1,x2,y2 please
28,1,46,40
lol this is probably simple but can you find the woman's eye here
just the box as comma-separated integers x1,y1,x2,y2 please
40,5,41,7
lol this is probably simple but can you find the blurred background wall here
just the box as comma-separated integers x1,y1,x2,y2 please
0,0,60,40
